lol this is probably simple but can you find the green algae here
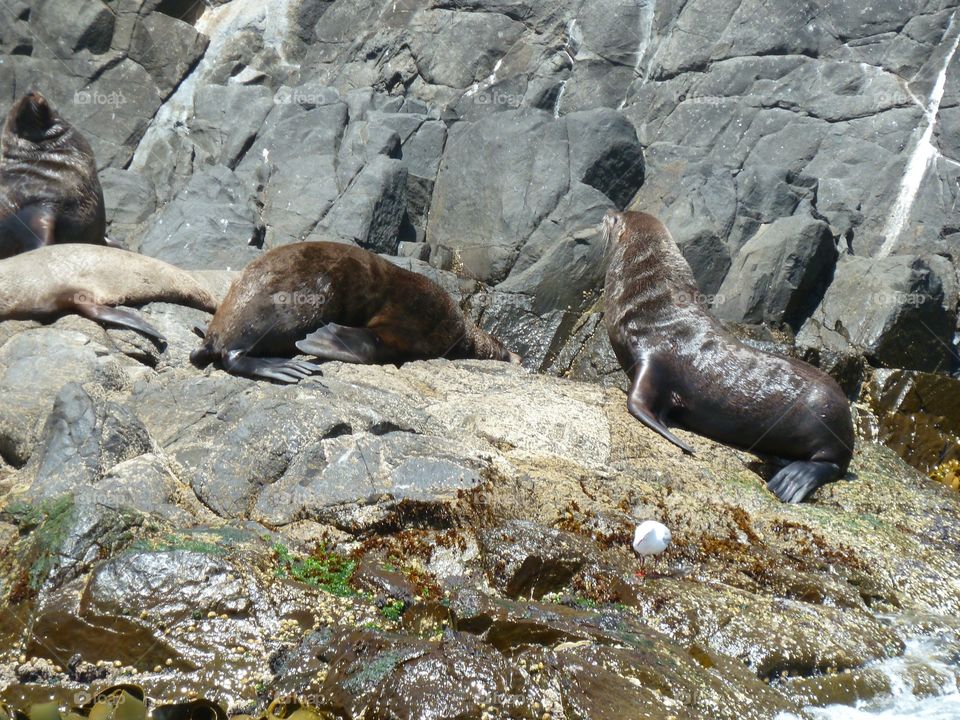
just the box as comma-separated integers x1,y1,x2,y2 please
273,544,357,597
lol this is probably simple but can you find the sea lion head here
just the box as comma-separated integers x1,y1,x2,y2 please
5,90,63,144
601,209,628,248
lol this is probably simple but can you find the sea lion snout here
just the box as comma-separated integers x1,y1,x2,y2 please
601,210,625,244
508,351,523,365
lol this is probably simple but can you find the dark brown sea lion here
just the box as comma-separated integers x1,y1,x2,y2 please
0,90,106,259
190,241,522,383
0,244,217,342
603,210,854,503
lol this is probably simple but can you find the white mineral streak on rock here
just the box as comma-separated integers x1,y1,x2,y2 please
879,12,960,257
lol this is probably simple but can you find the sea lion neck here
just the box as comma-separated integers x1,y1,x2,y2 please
606,224,703,328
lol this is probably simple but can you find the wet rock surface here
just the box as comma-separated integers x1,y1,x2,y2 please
3,0,960,717
1,315,960,715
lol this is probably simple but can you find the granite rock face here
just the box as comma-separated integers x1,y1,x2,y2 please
5,0,958,376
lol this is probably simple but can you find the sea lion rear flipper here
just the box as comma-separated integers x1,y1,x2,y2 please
627,366,696,455
75,303,166,345
295,323,383,364
767,461,842,503
222,350,321,384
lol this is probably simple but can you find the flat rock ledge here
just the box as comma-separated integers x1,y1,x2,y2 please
0,310,959,718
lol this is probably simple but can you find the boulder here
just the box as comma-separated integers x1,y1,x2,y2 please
714,216,838,330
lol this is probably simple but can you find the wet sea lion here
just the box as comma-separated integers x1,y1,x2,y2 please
0,244,217,342
603,210,854,503
190,241,521,383
0,90,106,259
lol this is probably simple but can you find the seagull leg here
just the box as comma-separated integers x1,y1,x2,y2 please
634,557,647,579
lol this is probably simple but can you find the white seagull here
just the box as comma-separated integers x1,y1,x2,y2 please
632,520,672,576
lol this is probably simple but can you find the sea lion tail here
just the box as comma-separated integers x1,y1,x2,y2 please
458,323,522,364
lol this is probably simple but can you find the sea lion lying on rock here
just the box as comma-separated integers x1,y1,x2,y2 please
191,241,521,383
0,244,217,343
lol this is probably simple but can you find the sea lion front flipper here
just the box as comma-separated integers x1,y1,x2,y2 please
295,323,383,364
11,204,56,251
627,365,696,455
222,350,321,384
766,460,842,503
75,303,166,344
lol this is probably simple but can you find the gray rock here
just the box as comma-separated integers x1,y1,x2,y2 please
498,183,613,315
398,119,446,180
24,383,152,500
137,165,263,270
406,9,526,89
802,254,959,372
336,119,401,188
548,312,625,388
258,153,340,247
236,85,348,176
478,520,594,599
191,85,276,169
96,453,215,525
427,108,643,284
126,11,209,98
312,156,408,254
629,145,737,294
0,330,129,466
714,216,838,331
30,0,115,56
101,168,157,227
101,167,157,247
254,431,486,530
467,291,577,372
86,550,250,618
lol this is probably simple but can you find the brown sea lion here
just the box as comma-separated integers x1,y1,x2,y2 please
603,210,854,503
190,241,522,383
0,244,217,342
0,90,106,259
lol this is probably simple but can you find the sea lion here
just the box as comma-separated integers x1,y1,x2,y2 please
603,210,854,503
0,244,217,342
190,241,522,383
0,90,106,259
